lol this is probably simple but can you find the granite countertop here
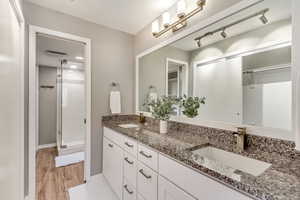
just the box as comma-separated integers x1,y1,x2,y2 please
102,115,300,200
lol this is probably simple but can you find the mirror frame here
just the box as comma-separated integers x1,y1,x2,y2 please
135,0,300,149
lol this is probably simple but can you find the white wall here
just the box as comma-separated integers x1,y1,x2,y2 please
292,0,300,150
0,1,23,199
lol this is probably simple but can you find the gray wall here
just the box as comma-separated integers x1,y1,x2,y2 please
23,2,134,194
38,66,57,145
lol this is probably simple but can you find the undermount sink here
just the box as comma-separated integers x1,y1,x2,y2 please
118,123,139,129
192,146,271,177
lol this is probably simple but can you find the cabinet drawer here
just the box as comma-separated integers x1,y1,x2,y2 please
123,136,138,157
138,144,158,171
159,154,252,200
124,178,137,200
158,176,196,200
124,152,137,188
104,127,124,147
137,162,157,200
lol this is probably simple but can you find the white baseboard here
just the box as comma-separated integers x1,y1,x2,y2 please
38,143,57,150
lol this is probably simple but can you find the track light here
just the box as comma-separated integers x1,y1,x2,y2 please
220,29,227,38
196,40,201,48
259,13,268,24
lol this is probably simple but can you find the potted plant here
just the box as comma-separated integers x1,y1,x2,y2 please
145,96,179,134
179,95,206,118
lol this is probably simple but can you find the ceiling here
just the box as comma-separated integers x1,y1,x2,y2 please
171,0,292,51
25,0,178,34
37,34,85,68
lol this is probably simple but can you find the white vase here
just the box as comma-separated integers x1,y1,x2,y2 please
160,120,168,134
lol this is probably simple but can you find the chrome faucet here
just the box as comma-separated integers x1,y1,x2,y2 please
234,127,246,153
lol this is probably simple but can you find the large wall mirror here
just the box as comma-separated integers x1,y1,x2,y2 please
137,0,293,141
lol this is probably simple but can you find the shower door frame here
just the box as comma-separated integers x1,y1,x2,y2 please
28,25,92,200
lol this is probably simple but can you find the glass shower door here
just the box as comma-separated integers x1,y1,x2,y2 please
58,60,86,150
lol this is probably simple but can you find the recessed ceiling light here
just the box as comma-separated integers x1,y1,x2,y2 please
70,65,77,69
75,56,84,60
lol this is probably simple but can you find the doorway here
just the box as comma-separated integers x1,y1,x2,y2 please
29,26,91,200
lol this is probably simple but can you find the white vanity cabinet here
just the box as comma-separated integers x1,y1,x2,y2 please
103,137,124,200
103,127,253,200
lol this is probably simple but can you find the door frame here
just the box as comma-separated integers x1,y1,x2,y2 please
8,0,25,199
165,58,189,97
28,25,92,200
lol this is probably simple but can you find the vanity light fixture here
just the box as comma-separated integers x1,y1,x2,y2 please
152,0,206,38
194,8,269,48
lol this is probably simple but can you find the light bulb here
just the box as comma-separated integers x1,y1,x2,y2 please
152,20,159,35
162,12,171,28
177,0,186,18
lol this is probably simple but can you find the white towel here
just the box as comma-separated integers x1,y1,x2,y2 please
110,91,121,114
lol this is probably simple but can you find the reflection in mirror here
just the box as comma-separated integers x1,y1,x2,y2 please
166,59,188,98
138,0,292,140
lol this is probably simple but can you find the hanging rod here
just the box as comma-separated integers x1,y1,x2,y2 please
243,63,291,73
194,8,269,41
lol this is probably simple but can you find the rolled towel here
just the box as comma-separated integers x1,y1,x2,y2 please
110,91,121,114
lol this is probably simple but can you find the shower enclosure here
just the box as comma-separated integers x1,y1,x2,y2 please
57,60,86,155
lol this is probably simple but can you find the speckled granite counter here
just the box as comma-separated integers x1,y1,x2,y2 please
102,115,300,200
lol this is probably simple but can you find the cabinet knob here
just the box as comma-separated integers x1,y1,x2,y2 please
108,143,113,148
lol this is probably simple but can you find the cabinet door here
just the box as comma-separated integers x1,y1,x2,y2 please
124,178,137,200
124,152,137,188
158,176,195,200
137,162,157,200
103,137,123,199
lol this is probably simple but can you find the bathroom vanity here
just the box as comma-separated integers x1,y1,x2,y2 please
102,115,300,200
